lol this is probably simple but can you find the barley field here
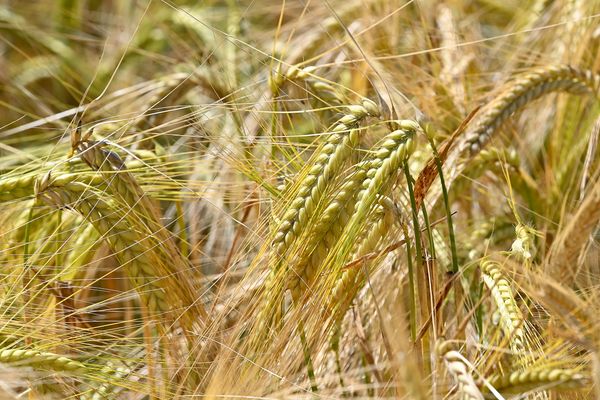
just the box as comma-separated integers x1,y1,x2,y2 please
0,0,599,398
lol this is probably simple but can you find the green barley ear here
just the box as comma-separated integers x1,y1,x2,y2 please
272,99,379,258
255,100,379,337
331,121,420,265
286,161,370,300
421,65,599,219
485,366,589,396
82,362,131,400
329,203,394,325
321,122,419,329
72,140,206,322
0,348,86,374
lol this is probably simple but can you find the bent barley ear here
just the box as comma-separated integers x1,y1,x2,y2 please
461,65,599,156
437,340,484,400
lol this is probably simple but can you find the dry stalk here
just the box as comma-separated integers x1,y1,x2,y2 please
546,175,600,283
461,65,599,155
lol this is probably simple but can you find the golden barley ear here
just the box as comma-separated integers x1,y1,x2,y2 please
437,339,484,400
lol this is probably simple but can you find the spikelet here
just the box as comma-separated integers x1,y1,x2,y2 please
511,223,536,263
82,362,131,400
72,140,206,323
0,174,37,202
282,65,344,105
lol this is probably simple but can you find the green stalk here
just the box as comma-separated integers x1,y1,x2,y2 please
428,138,458,273
298,320,318,393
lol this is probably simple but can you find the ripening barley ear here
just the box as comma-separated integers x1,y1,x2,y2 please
437,339,484,400
4,1,600,398
329,205,394,329
329,122,420,266
546,177,600,284
484,366,589,397
480,260,526,358
72,140,207,323
0,348,86,374
257,98,380,334
285,162,369,300
419,65,600,233
460,65,600,156
272,100,380,258
35,175,171,315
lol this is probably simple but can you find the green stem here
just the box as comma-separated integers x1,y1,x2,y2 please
298,321,318,393
428,138,458,273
